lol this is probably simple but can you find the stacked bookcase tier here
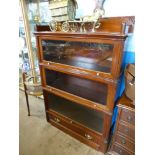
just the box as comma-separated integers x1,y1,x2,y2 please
39,36,125,80
43,90,112,151
41,39,113,73
45,69,108,105
41,65,117,113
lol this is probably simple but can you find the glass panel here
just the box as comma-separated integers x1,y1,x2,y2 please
42,40,114,73
47,92,104,133
19,0,51,89
19,4,30,89
45,69,107,105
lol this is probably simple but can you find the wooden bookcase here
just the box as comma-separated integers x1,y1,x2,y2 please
34,16,134,153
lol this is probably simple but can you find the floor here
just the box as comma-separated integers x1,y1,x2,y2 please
19,91,105,155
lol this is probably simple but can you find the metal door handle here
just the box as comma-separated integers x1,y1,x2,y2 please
121,139,126,144
85,134,92,140
127,116,132,121
54,117,60,123
125,128,129,133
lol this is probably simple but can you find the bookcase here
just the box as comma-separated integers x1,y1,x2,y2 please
34,16,134,153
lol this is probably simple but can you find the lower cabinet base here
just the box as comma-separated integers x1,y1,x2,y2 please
44,91,112,153
48,118,107,153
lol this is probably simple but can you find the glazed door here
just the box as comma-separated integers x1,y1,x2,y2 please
40,66,116,112
46,91,104,133
41,39,114,74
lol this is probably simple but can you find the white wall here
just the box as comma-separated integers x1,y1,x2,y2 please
76,0,135,53
104,0,135,17
76,0,135,18
76,0,95,18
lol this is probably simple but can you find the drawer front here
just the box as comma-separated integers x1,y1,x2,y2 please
48,112,102,144
112,143,134,155
117,122,135,140
120,109,135,125
115,134,135,152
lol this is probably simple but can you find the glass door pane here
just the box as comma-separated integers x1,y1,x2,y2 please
19,0,51,89
47,92,104,133
42,40,114,73
45,68,108,105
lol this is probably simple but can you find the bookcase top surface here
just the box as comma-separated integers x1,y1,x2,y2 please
34,16,134,40
34,31,127,39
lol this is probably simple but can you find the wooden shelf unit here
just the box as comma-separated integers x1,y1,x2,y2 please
34,16,134,153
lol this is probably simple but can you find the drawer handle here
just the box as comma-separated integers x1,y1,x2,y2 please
125,128,129,133
121,139,126,144
97,72,100,76
127,116,132,121
119,149,122,154
54,117,60,123
85,134,92,140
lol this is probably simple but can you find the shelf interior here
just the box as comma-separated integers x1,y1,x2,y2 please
46,92,104,133
45,69,107,105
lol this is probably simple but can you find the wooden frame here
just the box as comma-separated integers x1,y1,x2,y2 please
34,16,135,153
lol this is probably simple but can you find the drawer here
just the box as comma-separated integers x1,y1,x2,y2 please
48,111,102,144
117,122,135,140
112,143,134,155
120,109,135,125
115,134,135,152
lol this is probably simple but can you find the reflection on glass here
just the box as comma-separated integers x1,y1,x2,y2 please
42,40,113,73
47,92,104,133
26,0,51,71
19,0,51,88
45,69,107,105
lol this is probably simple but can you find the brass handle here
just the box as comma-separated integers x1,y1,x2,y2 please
121,139,126,144
97,72,100,76
85,134,92,140
125,128,129,133
54,117,60,123
127,115,132,121
119,149,122,154
129,81,134,86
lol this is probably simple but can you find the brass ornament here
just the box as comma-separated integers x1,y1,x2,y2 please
49,20,57,32
70,22,78,32
62,21,70,32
